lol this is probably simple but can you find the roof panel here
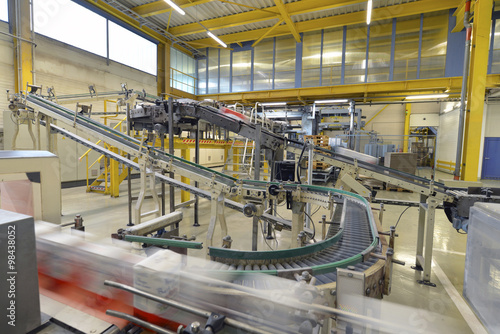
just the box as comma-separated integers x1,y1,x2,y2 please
106,0,433,45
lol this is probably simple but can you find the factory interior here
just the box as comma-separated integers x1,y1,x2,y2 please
1,0,500,333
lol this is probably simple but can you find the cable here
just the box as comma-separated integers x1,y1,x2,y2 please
259,220,274,250
304,211,316,240
296,144,306,184
394,206,411,229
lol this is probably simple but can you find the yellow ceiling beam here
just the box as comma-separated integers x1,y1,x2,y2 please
132,0,213,17
192,0,461,47
169,0,365,36
452,0,475,33
197,76,474,102
251,19,284,47
273,0,301,43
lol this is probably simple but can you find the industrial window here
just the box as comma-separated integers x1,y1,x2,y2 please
170,47,196,94
197,49,207,95
33,0,107,57
254,38,274,91
274,35,295,89
232,50,251,92
109,21,157,75
0,0,7,22
219,48,231,93
367,20,392,82
207,48,219,94
394,15,420,81
490,20,500,73
302,31,321,87
345,24,368,84
420,11,448,79
322,27,343,86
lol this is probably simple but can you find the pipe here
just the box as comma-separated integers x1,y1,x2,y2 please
104,281,273,334
105,310,175,334
454,0,472,180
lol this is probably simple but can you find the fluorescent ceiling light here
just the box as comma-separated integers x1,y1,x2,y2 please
315,99,349,104
164,0,185,15
406,94,449,100
262,102,286,106
366,0,372,25
207,31,227,48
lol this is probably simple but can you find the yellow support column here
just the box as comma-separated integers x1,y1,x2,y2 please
461,0,493,181
403,103,411,153
10,0,34,92
233,147,240,174
157,42,172,97
181,148,191,203
110,147,120,197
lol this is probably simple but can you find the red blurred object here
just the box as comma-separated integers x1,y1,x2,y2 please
219,107,248,122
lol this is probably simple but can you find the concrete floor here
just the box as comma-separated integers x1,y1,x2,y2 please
57,169,498,333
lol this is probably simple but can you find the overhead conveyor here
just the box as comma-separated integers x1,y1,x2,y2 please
16,93,390,291
16,92,494,288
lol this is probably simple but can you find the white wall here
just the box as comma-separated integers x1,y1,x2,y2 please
436,105,459,173
360,102,440,151
0,21,15,148
2,32,158,182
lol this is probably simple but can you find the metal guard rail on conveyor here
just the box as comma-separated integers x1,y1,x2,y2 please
26,94,380,284
209,195,380,284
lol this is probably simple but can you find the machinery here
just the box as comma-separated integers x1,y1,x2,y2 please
4,87,499,333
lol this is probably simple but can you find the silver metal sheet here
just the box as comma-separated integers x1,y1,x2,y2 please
333,147,380,165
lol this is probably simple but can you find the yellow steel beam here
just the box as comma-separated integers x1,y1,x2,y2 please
198,76,473,102
190,0,461,47
132,0,212,17
452,0,475,33
461,0,493,181
181,148,191,203
169,0,365,37
251,19,284,48
157,43,171,97
364,104,389,128
403,104,411,153
273,0,301,43
11,0,33,93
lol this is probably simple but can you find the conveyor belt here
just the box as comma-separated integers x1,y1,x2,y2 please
25,94,381,286
208,198,378,285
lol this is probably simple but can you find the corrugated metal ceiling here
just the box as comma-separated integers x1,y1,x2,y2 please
109,0,433,48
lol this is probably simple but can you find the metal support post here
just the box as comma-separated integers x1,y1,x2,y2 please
252,216,259,251
206,192,228,254
127,103,133,226
412,193,437,287
305,143,313,228
254,124,262,180
110,146,119,197
348,100,355,150
403,104,411,153
291,201,305,248
355,109,362,152
168,97,175,214
180,148,191,203
161,134,166,215
194,121,200,227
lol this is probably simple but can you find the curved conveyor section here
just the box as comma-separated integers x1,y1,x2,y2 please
208,195,379,285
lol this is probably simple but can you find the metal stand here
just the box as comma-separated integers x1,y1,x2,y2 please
206,192,228,254
291,201,305,248
411,193,438,287
194,121,200,227
126,103,133,226
168,97,175,215
134,134,160,225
